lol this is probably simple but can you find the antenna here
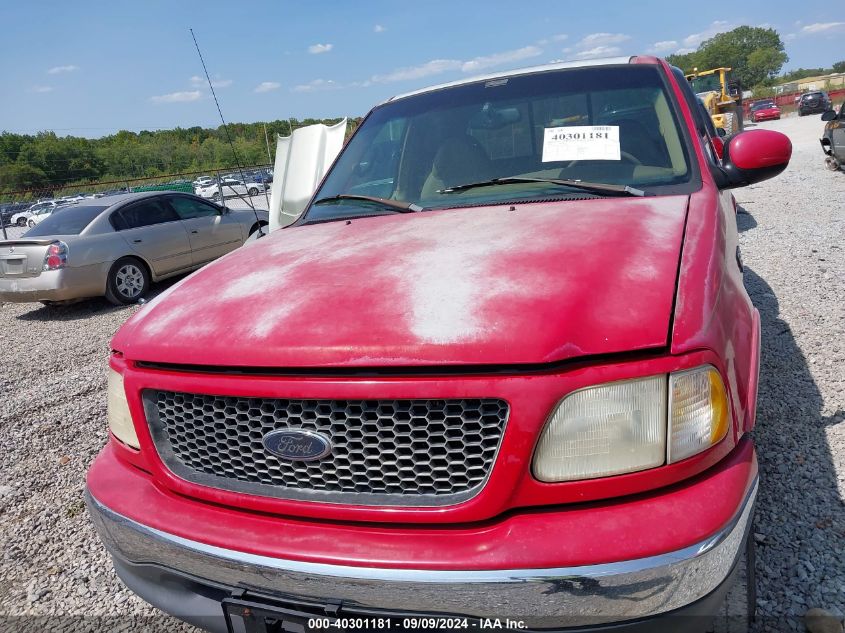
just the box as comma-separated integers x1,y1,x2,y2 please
190,28,265,236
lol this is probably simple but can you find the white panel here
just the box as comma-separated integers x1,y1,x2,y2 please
268,119,347,232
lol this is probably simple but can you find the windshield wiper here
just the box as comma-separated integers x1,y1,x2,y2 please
312,194,425,213
438,177,645,197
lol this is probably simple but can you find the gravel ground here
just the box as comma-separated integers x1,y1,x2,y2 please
737,115,845,631
0,114,843,632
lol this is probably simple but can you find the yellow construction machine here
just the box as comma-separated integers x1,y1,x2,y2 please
686,67,744,135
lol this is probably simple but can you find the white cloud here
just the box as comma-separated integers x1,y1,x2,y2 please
681,21,734,49
564,33,630,60
150,90,202,104
308,43,333,54
460,46,542,73
552,33,569,42
674,47,697,55
572,46,623,60
254,81,281,93
576,33,631,48
370,59,462,83
369,43,551,85
292,79,341,93
650,40,678,54
31,86,53,93
374,24,386,33
47,64,79,74
800,22,845,34
189,75,232,88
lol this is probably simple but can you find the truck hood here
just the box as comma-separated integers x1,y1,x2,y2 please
114,196,689,368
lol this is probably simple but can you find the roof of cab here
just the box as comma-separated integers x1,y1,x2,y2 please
385,56,640,103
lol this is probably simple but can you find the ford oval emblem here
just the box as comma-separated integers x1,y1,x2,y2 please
262,429,332,462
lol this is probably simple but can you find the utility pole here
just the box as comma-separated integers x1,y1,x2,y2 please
263,123,273,165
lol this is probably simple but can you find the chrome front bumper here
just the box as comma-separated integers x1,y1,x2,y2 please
86,479,756,630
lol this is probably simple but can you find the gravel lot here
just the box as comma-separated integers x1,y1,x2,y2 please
0,114,843,632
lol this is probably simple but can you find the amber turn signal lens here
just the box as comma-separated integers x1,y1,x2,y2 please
668,366,729,463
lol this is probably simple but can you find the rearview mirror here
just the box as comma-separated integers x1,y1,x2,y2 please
821,110,837,121
714,129,791,189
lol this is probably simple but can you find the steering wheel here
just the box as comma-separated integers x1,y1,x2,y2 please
565,151,642,169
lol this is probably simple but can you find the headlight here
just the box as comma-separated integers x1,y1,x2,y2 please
107,368,139,449
534,375,668,482
533,366,730,482
668,367,729,463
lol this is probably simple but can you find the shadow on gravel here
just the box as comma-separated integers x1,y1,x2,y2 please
12,277,184,323
744,266,845,631
736,205,758,233
13,297,128,322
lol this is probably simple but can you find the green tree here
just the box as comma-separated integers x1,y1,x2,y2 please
665,51,703,73
779,67,829,83
832,61,845,74
667,26,788,88
696,27,788,87
0,163,48,192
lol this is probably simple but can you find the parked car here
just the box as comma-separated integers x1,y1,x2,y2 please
0,192,268,305
821,102,845,171
26,203,68,227
195,177,267,200
749,99,781,122
0,202,29,226
11,200,57,227
798,91,831,116
192,176,215,188
245,170,273,184
86,56,791,632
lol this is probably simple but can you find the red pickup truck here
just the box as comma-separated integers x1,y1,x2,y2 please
86,56,790,632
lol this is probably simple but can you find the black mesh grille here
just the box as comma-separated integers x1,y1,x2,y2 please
144,391,509,506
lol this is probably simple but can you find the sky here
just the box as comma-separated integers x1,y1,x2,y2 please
0,0,843,137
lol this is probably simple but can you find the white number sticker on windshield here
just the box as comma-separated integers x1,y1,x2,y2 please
542,126,620,162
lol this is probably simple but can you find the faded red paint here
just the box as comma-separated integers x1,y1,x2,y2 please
114,196,689,368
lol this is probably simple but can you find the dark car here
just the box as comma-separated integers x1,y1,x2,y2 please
798,91,831,116
0,202,30,227
821,102,845,170
245,170,273,184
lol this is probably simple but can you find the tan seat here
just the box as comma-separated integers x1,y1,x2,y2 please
420,136,492,199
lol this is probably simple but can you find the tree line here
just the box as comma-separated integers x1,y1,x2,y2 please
665,26,843,98
0,118,362,195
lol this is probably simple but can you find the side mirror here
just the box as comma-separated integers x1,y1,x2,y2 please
714,129,791,189
821,110,837,121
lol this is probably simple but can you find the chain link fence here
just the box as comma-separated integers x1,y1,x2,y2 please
0,163,273,240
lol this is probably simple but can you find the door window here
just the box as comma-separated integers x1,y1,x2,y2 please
168,196,220,219
112,200,180,230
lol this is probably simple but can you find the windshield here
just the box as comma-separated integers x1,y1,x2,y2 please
689,74,721,94
305,65,692,224
752,101,775,110
24,205,107,236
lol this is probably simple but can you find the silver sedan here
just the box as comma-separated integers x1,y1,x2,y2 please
0,192,268,305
